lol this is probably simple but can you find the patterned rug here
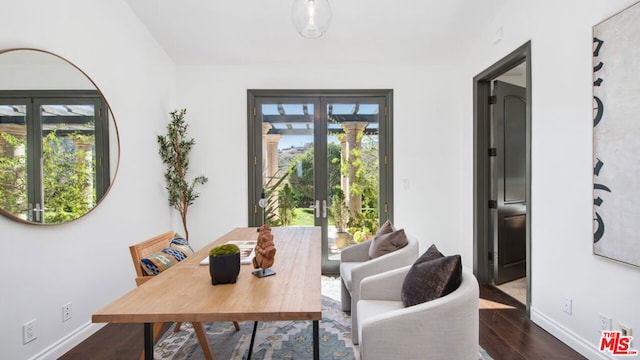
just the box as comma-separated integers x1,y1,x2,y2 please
154,296,353,359
153,276,493,359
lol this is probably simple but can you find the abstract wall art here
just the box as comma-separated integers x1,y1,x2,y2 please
592,1,640,267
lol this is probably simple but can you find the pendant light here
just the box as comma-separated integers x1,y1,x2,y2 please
291,0,332,39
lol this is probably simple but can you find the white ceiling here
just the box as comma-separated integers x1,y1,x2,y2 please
123,0,505,66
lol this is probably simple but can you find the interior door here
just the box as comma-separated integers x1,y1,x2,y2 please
493,80,527,285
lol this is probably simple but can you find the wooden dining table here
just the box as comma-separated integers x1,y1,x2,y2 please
92,226,322,360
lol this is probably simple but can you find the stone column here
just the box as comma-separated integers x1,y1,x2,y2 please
341,122,368,215
262,123,282,222
265,134,281,182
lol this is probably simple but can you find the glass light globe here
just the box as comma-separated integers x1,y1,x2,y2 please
291,0,332,39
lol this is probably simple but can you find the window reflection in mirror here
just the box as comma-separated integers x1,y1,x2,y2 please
0,49,118,224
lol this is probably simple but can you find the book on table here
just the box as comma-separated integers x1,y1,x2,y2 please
200,240,257,265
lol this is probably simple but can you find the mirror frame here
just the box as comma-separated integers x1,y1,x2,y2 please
0,48,120,225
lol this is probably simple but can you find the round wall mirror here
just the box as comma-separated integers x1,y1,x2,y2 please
0,48,119,224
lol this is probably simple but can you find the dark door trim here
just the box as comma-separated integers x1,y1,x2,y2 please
247,89,394,274
473,41,532,314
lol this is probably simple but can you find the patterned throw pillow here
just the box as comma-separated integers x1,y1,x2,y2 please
140,235,193,276
170,235,194,256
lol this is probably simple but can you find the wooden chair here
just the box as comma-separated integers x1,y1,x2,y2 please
129,230,240,360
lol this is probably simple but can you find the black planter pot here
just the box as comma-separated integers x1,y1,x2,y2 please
209,253,240,285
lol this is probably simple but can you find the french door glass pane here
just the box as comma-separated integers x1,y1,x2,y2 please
326,102,380,260
40,103,97,223
0,104,28,220
261,102,315,227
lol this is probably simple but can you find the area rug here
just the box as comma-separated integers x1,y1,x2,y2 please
153,276,493,360
154,296,354,359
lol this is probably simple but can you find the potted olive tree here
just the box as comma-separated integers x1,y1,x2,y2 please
157,109,207,241
208,244,241,285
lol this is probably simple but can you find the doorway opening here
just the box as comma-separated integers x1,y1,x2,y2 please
473,42,532,312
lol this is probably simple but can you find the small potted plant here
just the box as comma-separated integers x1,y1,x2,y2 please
208,244,241,285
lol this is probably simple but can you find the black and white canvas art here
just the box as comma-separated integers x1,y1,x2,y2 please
593,1,640,267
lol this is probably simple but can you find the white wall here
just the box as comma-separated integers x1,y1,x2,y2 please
0,1,176,359
176,63,472,262
463,1,640,358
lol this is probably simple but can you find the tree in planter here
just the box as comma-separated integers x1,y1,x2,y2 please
157,109,207,241
329,188,353,249
329,188,349,233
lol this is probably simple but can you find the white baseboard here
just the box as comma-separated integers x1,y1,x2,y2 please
29,322,106,360
530,306,612,360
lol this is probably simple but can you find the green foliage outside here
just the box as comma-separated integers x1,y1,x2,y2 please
277,183,296,226
209,243,240,256
293,208,314,225
329,188,349,232
263,132,380,240
338,132,379,211
157,109,207,240
0,133,27,217
0,130,96,223
262,166,293,226
287,144,342,207
42,131,95,223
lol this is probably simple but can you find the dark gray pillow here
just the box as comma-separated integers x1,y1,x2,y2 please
369,229,409,259
414,244,444,265
401,254,462,307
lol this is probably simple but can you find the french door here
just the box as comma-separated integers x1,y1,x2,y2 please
248,90,393,273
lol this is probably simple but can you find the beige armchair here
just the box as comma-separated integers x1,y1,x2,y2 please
339,235,419,344
357,267,479,360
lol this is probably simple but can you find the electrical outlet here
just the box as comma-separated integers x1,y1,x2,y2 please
620,324,633,337
562,298,572,315
599,314,612,332
23,319,37,344
62,302,72,322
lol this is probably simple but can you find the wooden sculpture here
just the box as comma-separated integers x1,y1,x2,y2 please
252,225,276,277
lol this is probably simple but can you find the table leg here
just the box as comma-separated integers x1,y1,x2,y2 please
247,321,258,360
144,322,154,360
192,322,215,360
313,320,319,360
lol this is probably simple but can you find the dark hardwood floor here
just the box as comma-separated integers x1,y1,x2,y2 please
61,286,585,359
479,285,585,359
59,322,172,360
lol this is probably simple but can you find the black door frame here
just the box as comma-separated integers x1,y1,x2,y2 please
247,89,394,274
473,41,532,313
